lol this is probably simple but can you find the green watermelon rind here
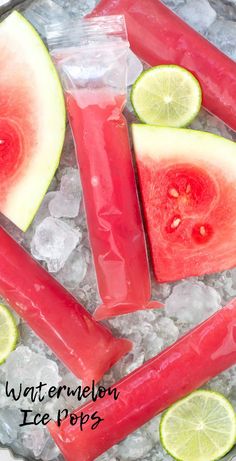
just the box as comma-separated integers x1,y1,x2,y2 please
132,124,236,165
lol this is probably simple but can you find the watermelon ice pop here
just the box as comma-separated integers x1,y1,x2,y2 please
90,0,236,132
65,89,162,320
48,297,236,461
0,226,132,384
47,16,162,320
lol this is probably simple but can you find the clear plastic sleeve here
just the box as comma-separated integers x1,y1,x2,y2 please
46,16,162,320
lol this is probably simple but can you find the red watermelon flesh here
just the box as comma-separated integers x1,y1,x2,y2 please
0,12,65,231
0,85,35,203
132,124,236,283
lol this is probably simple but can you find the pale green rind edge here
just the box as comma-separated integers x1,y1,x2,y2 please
131,123,236,150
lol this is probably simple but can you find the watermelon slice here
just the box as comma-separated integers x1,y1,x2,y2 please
132,124,236,283
0,12,65,231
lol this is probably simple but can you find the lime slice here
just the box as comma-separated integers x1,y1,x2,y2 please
0,304,19,364
131,65,202,127
160,390,236,461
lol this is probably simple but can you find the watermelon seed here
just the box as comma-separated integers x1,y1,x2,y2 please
186,184,191,194
0,140,4,145
171,218,181,229
192,223,213,244
169,188,179,198
200,226,206,236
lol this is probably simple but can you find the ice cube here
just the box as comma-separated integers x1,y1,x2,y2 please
209,0,236,21
44,395,67,420
203,270,236,304
191,109,233,141
207,19,236,60
20,322,54,357
57,245,88,290
161,0,186,9
152,280,172,303
31,217,82,272
208,369,233,397
40,435,61,461
143,445,173,461
166,280,221,325
144,333,164,360
144,415,161,444
24,0,69,37
21,425,47,458
206,112,232,139
176,0,217,34
53,0,96,17
0,408,21,445
49,168,82,218
0,383,6,405
4,346,60,403
109,310,157,337
119,350,145,376
118,430,154,460
96,446,119,461
229,268,236,296
127,50,143,86
156,316,179,344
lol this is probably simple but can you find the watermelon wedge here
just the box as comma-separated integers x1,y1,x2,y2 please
0,12,65,231
132,124,236,283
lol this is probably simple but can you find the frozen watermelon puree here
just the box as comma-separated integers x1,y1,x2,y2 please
48,297,236,461
66,87,161,319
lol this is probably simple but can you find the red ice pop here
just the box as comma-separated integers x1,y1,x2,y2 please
48,16,162,320
90,0,236,131
49,297,236,461
66,89,161,320
0,226,131,384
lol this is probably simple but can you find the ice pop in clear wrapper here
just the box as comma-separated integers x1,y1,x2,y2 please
48,297,236,461
46,16,162,321
90,0,236,132
0,225,132,384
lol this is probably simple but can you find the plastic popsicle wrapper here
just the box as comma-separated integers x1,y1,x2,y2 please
89,0,236,132
0,226,132,384
48,297,236,461
46,16,163,321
